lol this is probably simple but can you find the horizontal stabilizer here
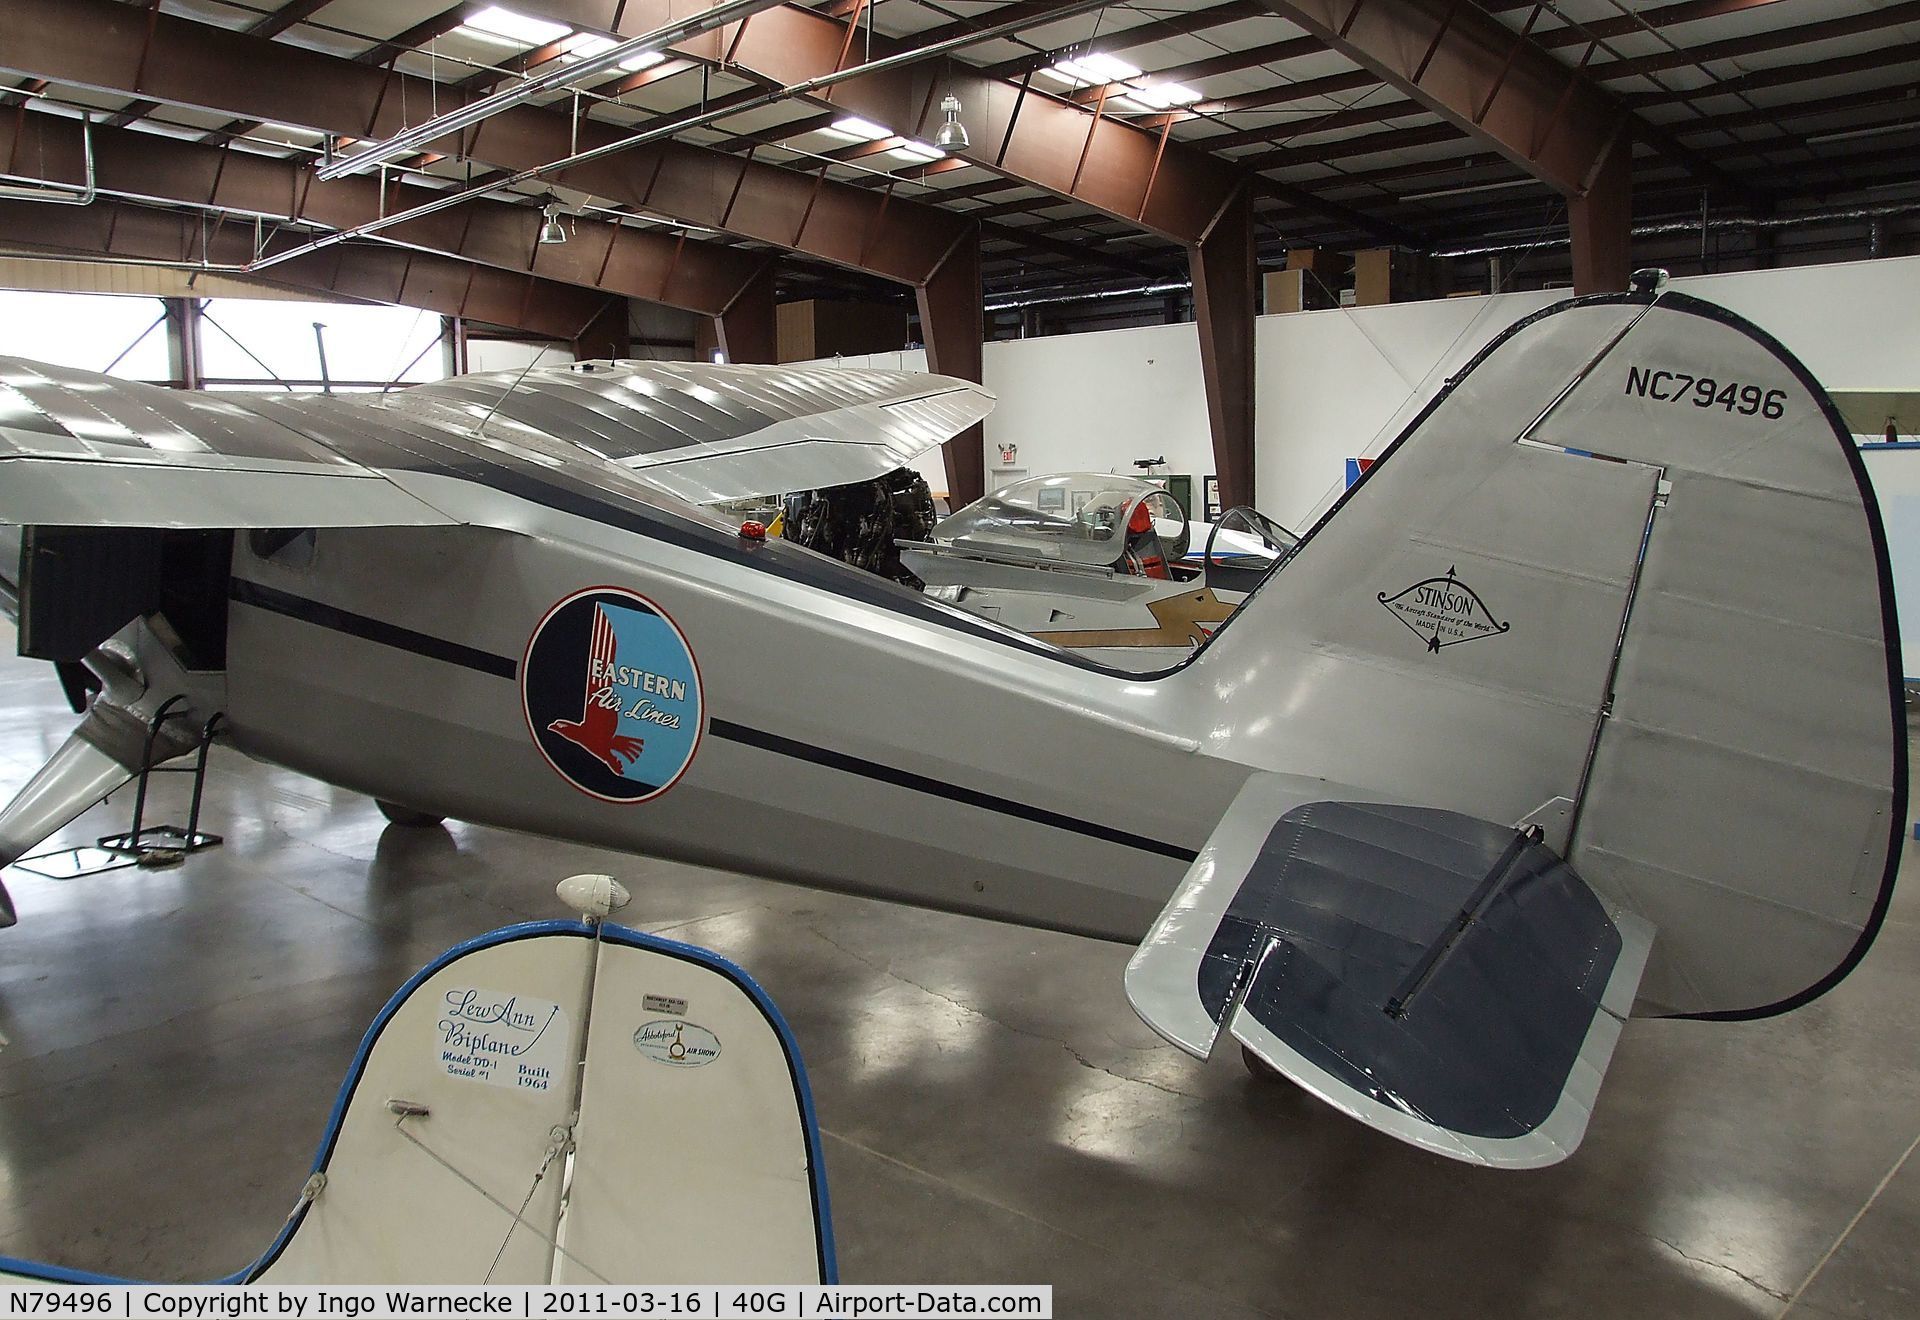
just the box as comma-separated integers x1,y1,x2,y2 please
1126,774,1652,1167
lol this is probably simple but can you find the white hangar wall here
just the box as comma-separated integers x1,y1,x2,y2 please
818,254,1920,532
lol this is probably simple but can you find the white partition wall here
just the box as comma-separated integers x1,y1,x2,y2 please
1862,445,1920,682
814,255,1920,531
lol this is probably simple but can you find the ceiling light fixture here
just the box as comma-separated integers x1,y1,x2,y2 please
1042,52,1141,88
558,37,665,73
539,198,569,244
889,141,945,165
458,6,571,48
824,116,893,143
1126,81,1201,111
559,32,619,61
933,93,969,150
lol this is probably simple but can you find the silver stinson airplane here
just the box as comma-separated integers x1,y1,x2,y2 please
900,472,1296,670
0,285,1903,1168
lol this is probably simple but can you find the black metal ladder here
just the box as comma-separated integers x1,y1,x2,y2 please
94,695,225,867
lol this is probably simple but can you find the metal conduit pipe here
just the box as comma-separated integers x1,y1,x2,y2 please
0,251,252,274
988,199,1920,311
986,281,1190,313
1431,199,1920,259
0,112,93,205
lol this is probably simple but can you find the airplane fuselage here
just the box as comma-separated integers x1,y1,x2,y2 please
225,477,1252,943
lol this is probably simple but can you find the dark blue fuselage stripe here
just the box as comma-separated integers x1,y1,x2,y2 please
707,718,1198,862
228,581,1194,862
230,578,519,680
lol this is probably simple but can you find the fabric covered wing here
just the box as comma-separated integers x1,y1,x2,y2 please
0,359,455,529
1126,772,1653,1168
0,356,989,526
373,360,993,505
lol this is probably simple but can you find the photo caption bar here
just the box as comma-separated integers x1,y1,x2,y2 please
0,1285,1052,1319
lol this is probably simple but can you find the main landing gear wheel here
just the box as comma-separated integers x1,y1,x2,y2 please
1241,1044,1284,1083
377,800,445,828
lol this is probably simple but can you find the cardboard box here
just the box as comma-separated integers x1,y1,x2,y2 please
776,300,909,362
1265,267,1338,313
1352,248,1451,306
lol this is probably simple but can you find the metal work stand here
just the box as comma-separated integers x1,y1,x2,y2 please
12,697,225,879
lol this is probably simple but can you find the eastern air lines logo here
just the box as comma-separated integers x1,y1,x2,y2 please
523,587,704,802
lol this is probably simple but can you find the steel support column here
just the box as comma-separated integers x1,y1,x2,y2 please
917,228,985,506
715,260,778,364
1190,187,1256,512
163,296,203,390
1569,139,1632,293
573,298,632,360
445,316,468,376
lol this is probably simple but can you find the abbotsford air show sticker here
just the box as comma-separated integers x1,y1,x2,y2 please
1378,566,1510,653
523,587,704,802
633,1019,722,1067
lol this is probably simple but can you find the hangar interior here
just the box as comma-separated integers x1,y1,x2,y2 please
0,1,1917,1316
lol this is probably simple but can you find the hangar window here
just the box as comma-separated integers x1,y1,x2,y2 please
0,291,171,382
199,299,447,392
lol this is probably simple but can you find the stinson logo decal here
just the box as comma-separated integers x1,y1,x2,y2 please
523,587,704,802
1378,566,1510,653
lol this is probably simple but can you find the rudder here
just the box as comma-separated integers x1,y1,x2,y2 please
1189,289,1904,1020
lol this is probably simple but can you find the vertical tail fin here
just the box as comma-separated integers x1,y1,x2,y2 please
1191,290,1903,1019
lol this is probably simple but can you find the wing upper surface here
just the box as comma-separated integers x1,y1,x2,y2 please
0,359,455,529
375,359,993,504
0,357,993,528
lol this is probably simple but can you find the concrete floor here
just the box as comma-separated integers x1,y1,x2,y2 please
0,646,1914,1319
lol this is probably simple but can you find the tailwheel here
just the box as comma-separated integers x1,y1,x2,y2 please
377,800,445,828
1241,1044,1284,1083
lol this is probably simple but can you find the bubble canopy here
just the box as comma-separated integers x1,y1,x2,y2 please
934,472,1190,570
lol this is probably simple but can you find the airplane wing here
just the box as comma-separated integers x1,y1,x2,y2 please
1125,772,1653,1169
0,358,458,529
1830,389,1920,438
374,359,993,505
0,357,994,529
